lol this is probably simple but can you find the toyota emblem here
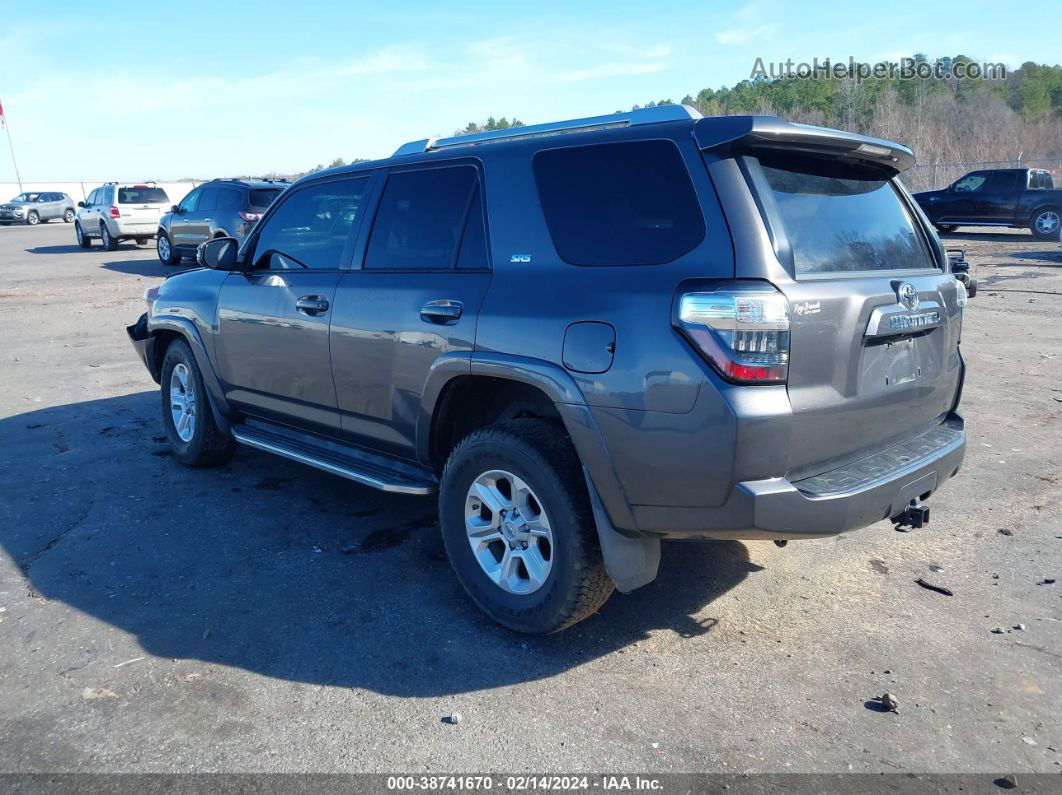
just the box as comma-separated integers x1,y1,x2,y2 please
898,282,919,311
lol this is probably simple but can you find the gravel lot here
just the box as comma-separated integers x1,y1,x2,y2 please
0,222,1059,775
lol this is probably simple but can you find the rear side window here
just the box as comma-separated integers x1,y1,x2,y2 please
249,189,284,209
119,187,169,204
983,171,1018,192
533,140,705,266
758,159,935,275
252,177,368,270
365,166,478,270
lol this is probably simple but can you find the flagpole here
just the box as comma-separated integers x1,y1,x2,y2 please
0,100,23,193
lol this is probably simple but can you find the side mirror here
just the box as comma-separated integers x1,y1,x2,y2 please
171,204,180,214
197,237,241,270
77,201,86,208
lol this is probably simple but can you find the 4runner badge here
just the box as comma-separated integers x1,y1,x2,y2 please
897,282,919,311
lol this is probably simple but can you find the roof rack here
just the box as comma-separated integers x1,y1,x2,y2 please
392,104,703,157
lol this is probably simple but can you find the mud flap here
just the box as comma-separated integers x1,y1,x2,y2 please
583,468,660,593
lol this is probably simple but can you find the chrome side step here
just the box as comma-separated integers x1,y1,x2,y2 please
232,425,436,495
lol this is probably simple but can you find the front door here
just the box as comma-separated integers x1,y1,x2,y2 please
214,175,371,433
329,163,491,459
169,188,201,249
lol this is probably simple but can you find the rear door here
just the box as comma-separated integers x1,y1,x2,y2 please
328,163,492,459
214,175,370,433
117,185,170,235
742,155,963,480
974,170,1021,222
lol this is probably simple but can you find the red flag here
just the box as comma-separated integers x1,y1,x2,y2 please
0,99,6,128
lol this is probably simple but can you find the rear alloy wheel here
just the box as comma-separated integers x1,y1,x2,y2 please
1030,208,1060,240
75,222,91,248
439,419,614,633
26,211,39,226
100,223,119,251
160,339,235,467
157,231,180,265
63,208,75,223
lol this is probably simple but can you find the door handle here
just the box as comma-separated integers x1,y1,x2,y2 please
420,299,463,324
296,295,330,315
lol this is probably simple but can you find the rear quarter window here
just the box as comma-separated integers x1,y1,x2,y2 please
533,140,705,266
756,158,936,275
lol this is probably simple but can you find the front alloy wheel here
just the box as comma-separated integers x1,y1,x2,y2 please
26,211,39,226
169,363,197,442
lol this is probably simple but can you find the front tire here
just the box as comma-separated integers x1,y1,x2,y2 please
157,230,180,265
75,222,91,248
160,339,236,467
439,419,614,633
26,211,39,226
100,223,119,251
63,209,75,223
1030,207,1060,240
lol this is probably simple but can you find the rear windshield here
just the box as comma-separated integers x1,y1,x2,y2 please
249,188,284,209
758,159,935,275
119,187,170,204
533,140,705,266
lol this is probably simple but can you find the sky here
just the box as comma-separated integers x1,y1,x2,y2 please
1,0,1057,181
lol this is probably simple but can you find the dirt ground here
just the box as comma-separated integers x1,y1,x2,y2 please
0,222,1059,775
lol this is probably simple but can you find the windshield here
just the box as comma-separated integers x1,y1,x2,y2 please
249,188,284,209
757,158,936,275
118,187,170,204
11,193,42,203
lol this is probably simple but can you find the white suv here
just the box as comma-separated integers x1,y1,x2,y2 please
75,183,171,251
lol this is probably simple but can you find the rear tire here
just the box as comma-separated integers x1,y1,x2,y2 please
26,211,39,226
160,339,236,468
439,419,614,633
1030,207,1060,240
100,223,119,251
934,223,957,233
157,230,180,265
75,222,91,248
63,209,75,223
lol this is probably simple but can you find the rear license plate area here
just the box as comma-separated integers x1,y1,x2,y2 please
885,337,920,386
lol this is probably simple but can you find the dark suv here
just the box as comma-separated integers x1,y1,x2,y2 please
128,106,969,633
156,178,288,265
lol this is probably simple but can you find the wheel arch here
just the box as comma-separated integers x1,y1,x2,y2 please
148,315,233,430
419,353,638,534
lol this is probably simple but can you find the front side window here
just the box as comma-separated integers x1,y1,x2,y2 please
953,173,986,192
758,158,935,275
365,166,479,270
533,140,705,266
178,190,200,213
252,177,368,270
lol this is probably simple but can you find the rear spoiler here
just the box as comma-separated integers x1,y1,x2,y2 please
694,115,915,174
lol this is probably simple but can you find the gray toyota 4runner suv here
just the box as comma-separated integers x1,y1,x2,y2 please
128,106,969,633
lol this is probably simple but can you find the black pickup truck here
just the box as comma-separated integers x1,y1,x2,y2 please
914,168,1061,239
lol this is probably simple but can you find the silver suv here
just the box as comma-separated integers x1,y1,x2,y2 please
0,192,76,225
75,183,171,250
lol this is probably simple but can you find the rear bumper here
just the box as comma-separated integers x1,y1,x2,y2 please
127,313,161,383
633,414,966,540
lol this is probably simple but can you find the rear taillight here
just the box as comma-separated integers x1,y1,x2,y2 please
108,206,121,219
676,284,791,384
239,211,262,222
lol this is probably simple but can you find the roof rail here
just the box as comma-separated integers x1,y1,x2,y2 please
392,104,703,157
